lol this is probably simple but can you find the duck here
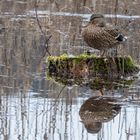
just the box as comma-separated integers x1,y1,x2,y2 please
82,14,127,56
79,96,121,133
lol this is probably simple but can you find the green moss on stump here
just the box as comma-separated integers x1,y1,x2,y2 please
47,54,139,90
48,54,139,79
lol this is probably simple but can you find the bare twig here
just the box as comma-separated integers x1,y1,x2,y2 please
82,6,93,13
34,0,52,57
114,0,119,25
114,0,119,56
83,0,87,6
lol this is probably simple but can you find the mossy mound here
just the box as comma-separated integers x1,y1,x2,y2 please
47,54,139,89
48,54,139,79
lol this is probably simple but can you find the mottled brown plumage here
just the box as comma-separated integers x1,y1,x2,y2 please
79,96,121,133
82,14,127,56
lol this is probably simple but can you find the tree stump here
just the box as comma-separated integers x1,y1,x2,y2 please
47,54,139,89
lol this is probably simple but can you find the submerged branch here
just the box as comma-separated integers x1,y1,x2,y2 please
48,85,66,111
37,85,66,116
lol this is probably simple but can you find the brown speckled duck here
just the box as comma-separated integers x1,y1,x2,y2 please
82,14,127,56
79,96,121,133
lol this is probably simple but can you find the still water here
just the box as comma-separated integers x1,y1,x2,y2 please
1,0,140,140
1,82,140,140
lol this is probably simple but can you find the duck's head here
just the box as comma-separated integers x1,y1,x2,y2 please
90,14,105,27
85,122,102,134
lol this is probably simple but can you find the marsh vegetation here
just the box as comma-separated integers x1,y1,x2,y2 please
0,0,140,140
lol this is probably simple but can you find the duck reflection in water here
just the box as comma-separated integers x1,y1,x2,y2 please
79,96,121,133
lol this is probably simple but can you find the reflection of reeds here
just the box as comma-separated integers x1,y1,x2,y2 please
1,90,140,139
0,1,140,96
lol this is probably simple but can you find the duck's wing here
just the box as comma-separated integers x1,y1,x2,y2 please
104,27,127,41
94,27,126,44
104,27,120,37
93,28,119,46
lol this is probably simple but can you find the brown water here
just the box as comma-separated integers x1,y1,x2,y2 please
1,1,140,140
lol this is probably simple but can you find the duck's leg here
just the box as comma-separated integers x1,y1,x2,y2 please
115,48,118,57
99,89,104,96
100,50,106,57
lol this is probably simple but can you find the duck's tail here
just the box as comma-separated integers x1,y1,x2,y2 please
115,34,127,42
